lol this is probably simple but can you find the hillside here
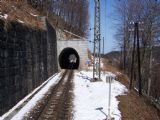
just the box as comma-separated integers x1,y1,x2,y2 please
0,1,89,38
103,47,160,110
102,51,121,67
0,1,45,29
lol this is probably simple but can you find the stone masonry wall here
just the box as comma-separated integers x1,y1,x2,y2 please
0,19,58,115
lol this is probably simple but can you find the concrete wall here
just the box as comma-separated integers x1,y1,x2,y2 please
57,39,88,70
0,19,58,115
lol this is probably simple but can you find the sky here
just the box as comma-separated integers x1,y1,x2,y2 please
88,0,118,54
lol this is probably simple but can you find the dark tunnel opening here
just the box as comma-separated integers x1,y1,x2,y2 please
59,47,80,69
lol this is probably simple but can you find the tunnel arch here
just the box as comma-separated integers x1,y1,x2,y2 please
59,47,80,69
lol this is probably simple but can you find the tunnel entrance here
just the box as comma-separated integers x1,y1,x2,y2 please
59,47,80,69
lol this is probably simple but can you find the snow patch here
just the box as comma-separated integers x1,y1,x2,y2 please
10,73,61,120
12,6,16,10
0,14,8,19
101,61,104,68
1,73,58,119
30,13,38,17
116,72,122,75
73,71,127,120
18,19,24,23
134,87,138,92
1,70,127,120
1,73,60,120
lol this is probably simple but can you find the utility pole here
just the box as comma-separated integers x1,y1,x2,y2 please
129,22,142,95
103,37,105,55
136,22,142,95
108,76,112,119
130,22,136,90
93,0,101,80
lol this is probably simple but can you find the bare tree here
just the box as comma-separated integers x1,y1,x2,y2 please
114,0,160,100
27,0,89,37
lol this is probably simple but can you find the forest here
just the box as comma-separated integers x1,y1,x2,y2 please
114,0,160,107
27,0,89,37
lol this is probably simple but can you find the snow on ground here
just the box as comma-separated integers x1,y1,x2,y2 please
1,70,127,120
30,13,38,17
73,71,128,120
1,73,59,120
1,72,61,120
17,19,24,23
11,6,16,9
0,14,8,19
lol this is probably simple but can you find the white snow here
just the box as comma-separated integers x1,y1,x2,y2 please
73,71,127,120
1,72,61,120
1,70,127,120
1,73,58,119
11,6,16,10
30,13,38,17
17,19,24,23
0,14,8,19
116,72,122,75
101,61,104,68
134,87,138,92
10,73,62,120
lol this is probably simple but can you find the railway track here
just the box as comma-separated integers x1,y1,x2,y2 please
24,70,74,120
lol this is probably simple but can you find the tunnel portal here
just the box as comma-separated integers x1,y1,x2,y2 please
59,47,80,69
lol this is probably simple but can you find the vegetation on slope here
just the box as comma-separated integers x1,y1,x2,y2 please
0,0,89,37
113,0,160,107
28,0,89,37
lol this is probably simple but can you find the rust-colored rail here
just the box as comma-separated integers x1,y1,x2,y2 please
24,70,74,120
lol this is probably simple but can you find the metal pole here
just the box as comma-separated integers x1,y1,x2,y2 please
108,76,111,120
93,0,101,80
98,0,101,80
99,34,101,80
103,37,105,54
93,1,96,79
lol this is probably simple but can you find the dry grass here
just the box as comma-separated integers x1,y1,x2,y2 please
102,58,120,73
116,73,130,87
102,58,160,120
0,1,82,38
1,1,44,29
118,90,160,120
116,71,160,120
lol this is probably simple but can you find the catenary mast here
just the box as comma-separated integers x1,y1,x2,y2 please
93,0,101,80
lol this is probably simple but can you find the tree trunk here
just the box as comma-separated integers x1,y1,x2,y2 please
147,47,153,96
136,23,142,95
